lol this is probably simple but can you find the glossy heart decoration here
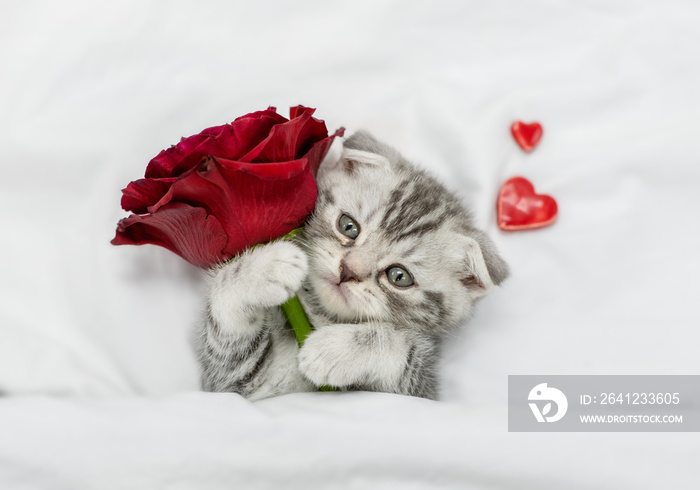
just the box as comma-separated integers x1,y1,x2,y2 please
497,176,557,231
511,121,543,152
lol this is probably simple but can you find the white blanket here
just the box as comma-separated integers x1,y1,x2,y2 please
1,0,699,488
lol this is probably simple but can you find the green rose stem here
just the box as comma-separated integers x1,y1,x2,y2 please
237,228,338,392
280,295,312,347
280,296,337,392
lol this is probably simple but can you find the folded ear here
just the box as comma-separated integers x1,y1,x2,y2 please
343,130,403,164
338,148,391,174
458,231,510,297
343,130,385,153
471,230,510,286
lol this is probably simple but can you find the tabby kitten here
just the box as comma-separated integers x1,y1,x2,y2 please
195,131,509,401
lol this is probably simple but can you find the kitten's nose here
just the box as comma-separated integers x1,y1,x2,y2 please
339,260,360,284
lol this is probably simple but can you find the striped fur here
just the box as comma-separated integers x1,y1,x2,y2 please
195,131,509,401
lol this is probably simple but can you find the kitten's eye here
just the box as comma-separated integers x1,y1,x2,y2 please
386,266,414,288
337,214,360,239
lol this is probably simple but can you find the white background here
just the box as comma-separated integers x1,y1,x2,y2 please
1,1,699,488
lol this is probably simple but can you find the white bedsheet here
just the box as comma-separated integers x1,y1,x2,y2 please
1,0,699,488
2,392,696,490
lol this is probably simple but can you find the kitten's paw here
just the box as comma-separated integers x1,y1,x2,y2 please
298,325,369,388
245,241,309,307
210,240,308,309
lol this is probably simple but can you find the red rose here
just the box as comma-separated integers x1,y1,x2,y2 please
112,106,344,267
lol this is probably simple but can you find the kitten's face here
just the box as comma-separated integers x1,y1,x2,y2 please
302,134,507,330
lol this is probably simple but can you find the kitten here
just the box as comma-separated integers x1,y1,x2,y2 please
195,131,509,401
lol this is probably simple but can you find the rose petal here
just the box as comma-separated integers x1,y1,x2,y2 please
240,110,329,163
111,202,230,267
234,107,284,122
304,127,345,176
213,155,317,180
145,126,226,179
120,177,176,213
145,111,291,179
147,156,317,258
206,112,288,165
289,105,316,119
214,160,317,255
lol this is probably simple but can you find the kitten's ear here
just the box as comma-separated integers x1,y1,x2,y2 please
342,130,403,168
343,130,387,154
472,230,510,286
458,232,510,296
339,148,391,173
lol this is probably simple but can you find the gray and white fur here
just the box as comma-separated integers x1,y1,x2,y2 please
195,131,509,401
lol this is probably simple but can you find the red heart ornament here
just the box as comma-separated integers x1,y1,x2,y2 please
497,177,557,231
511,121,543,152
